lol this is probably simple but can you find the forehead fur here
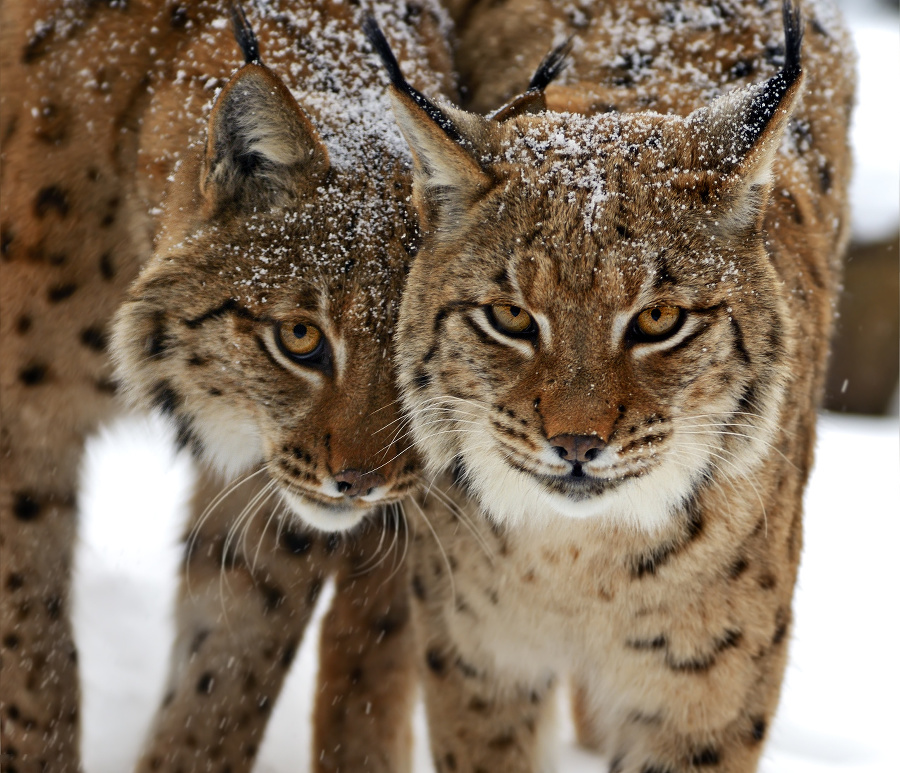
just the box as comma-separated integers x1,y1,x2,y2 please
438,111,762,306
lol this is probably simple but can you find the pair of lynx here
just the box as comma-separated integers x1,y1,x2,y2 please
0,0,853,771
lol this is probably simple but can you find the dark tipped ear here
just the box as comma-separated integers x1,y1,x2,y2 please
202,63,329,212
364,16,491,228
688,0,804,232
489,38,572,122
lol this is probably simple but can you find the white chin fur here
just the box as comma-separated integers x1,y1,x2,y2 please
458,439,703,533
280,490,370,533
193,405,265,480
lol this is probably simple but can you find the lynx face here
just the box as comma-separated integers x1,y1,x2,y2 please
113,58,420,533
389,42,802,531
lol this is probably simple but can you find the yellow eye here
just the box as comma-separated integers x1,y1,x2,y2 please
489,304,535,336
277,321,323,358
635,306,682,339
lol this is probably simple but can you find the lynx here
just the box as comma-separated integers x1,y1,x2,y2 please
372,0,855,770
0,1,453,771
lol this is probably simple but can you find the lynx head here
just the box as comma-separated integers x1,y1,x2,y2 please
112,13,420,533
381,3,805,530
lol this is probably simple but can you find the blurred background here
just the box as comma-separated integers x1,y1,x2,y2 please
823,0,899,416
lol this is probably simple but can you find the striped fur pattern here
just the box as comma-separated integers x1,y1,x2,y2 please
0,1,454,770
384,1,854,771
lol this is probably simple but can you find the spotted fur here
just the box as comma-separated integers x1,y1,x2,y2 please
0,1,454,770
381,1,854,771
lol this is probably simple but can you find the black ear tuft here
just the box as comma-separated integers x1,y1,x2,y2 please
490,38,572,122
739,1,803,151
782,0,803,81
528,37,572,92
231,1,260,65
362,16,462,145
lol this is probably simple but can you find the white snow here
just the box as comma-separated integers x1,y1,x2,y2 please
74,412,900,772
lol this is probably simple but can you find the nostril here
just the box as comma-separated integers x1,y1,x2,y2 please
552,445,570,460
334,469,387,498
583,447,600,462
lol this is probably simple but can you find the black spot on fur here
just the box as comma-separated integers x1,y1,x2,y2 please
728,556,749,579
1,225,13,257
196,672,215,694
818,162,833,193
443,752,457,771
772,608,789,646
281,530,313,555
80,326,107,352
19,364,48,386
99,252,115,279
667,629,743,673
425,649,446,676
16,315,32,333
34,186,70,218
7,573,25,591
411,574,426,601
170,3,188,28
692,747,721,766
150,381,180,416
325,533,341,554
13,493,41,521
44,595,63,620
3,634,20,650
261,582,286,612
23,21,54,63
627,635,667,650
189,629,210,654
414,368,431,390
750,717,767,743
146,313,169,357
48,282,77,302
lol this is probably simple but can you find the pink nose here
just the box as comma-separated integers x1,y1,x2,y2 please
548,434,605,463
334,469,386,498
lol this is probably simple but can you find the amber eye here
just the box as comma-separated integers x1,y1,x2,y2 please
487,304,536,337
633,306,683,340
276,321,324,359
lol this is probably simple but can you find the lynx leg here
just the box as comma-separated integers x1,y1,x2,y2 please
0,444,82,773
135,467,326,772
569,677,606,754
313,516,416,773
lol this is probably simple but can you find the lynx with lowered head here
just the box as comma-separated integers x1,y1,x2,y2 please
0,1,453,770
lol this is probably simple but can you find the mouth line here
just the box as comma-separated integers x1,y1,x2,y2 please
504,457,639,499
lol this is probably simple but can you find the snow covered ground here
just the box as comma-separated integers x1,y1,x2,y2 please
71,2,899,771
74,412,900,772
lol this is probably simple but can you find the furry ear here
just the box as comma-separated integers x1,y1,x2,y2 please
201,63,329,212
489,37,571,122
363,17,492,230
687,0,804,233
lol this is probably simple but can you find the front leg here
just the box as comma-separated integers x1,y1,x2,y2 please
414,596,557,773
313,515,416,773
135,467,327,772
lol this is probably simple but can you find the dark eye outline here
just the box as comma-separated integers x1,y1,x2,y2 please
627,306,685,344
273,321,331,370
484,304,539,340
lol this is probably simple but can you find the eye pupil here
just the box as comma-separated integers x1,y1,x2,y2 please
509,306,521,317
293,323,307,338
651,308,661,321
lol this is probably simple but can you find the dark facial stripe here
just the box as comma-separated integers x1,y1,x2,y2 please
184,298,264,328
